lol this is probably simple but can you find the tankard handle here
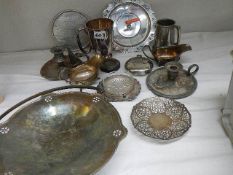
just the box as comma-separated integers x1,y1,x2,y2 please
77,28,91,59
0,85,99,120
187,64,199,76
174,25,181,45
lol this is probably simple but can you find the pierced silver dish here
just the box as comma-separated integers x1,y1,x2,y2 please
0,86,127,175
97,74,141,102
131,97,191,140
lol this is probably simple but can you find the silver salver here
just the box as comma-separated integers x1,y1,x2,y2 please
103,0,156,52
52,10,88,50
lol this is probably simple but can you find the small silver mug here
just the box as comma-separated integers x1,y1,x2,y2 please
154,18,181,48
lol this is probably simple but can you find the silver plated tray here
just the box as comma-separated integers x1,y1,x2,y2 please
52,10,88,49
0,86,127,175
103,0,156,52
97,74,141,102
131,97,191,140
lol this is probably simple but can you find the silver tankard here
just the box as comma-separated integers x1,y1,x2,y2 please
155,18,181,48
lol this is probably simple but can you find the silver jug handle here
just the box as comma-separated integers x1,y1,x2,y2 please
0,85,99,120
142,45,154,61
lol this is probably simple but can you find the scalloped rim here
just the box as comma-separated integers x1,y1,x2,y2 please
97,74,141,102
130,96,192,141
103,0,157,52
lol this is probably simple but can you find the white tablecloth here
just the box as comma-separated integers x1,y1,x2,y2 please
0,31,233,175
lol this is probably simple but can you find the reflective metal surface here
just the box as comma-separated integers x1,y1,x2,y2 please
125,55,153,76
154,18,180,48
0,86,127,175
68,64,98,85
40,47,67,81
131,97,191,140
77,18,114,58
143,44,192,66
103,0,156,52
146,62,199,99
97,74,141,102
40,47,84,81
52,10,88,49
86,54,105,68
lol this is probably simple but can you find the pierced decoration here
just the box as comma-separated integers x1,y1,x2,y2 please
92,96,101,103
44,96,53,103
131,97,191,140
0,127,10,135
0,89,127,175
113,129,122,138
97,74,141,102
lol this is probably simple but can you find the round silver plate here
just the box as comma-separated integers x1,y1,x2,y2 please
52,10,88,49
146,67,198,99
103,0,156,52
97,74,141,102
131,97,191,140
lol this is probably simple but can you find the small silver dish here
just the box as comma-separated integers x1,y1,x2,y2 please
97,75,141,102
131,97,191,141
125,55,153,76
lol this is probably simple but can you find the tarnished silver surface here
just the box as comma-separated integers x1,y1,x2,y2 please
146,62,198,99
131,97,191,140
52,10,88,49
143,44,192,66
0,86,127,175
97,74,141,102
125,55,153,76
100,58,121,73
103,0,156,52
67,64,98,85
154,18,180,48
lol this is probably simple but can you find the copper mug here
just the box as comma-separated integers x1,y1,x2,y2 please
77,18,114,59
